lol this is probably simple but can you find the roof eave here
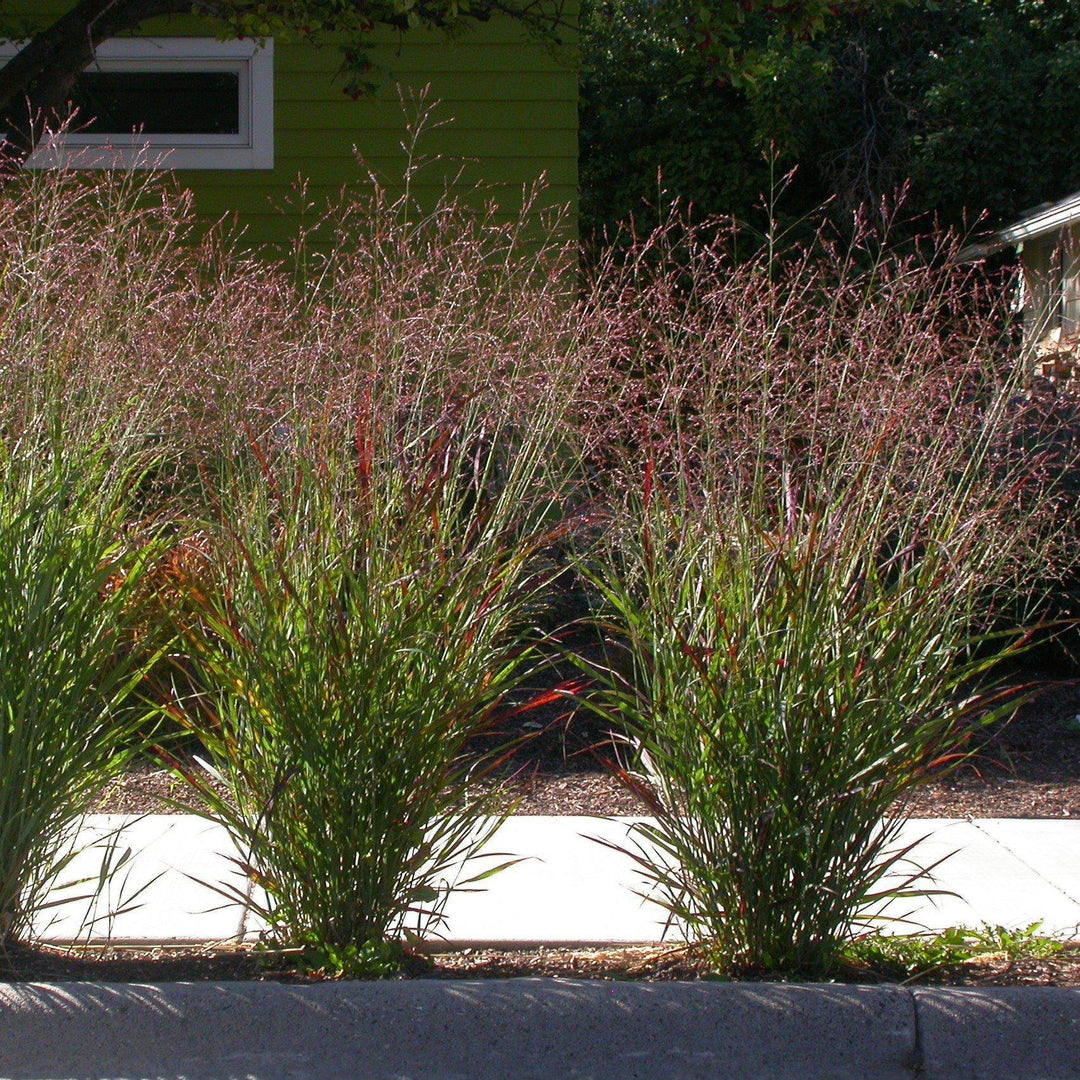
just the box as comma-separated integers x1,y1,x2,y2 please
998,193,1080,245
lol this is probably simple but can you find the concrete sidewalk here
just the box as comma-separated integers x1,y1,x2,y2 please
31,814,1080,946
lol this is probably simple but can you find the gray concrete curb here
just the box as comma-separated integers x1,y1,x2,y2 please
0,980,1078,1079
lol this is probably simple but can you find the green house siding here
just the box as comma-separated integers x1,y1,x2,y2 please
4,4,578,246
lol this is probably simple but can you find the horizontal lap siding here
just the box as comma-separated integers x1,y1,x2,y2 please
262,31,579,247
4,4,579,248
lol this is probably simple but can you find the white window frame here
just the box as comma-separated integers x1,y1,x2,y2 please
0,37,274,170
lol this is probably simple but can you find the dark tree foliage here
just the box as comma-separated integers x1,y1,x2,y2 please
579,0,858,242
580,0,769,242
582,0,1080,239
754,0,1080,229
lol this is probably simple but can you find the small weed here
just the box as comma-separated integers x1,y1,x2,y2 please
843,923,1063,983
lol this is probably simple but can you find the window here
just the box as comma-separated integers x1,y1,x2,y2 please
0,37,273,169
1061,245,1080,336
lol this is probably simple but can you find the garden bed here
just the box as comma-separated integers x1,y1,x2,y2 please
5,939,1080,986
8,164,1080,989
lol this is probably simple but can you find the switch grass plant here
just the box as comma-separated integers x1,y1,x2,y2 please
574,209,1076,975
150,108,587,975
0,440,166,949
172,393,580,974
585,471,1031,974
0,136,584,965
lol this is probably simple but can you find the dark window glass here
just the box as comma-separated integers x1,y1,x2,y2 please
69,71,240,135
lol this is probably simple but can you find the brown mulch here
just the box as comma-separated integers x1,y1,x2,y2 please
5,940,1080,986
93,763,226,816
903,677,1080,819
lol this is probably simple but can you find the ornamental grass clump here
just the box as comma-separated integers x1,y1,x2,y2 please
0,440,165,949
576,208,1075,975
0,115,588,970
162,146,585,971
0,122,591,967
587,467,1029,974
176,393,579,974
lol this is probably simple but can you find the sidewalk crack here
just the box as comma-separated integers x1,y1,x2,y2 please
970,820,1080,909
